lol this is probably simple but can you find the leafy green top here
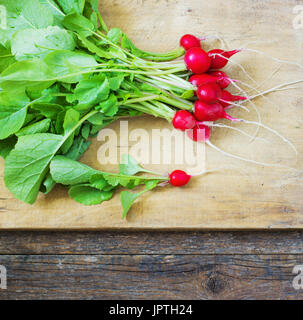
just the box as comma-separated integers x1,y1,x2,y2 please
0,0,189,218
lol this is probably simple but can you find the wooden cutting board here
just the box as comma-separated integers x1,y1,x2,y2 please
1,0,303,230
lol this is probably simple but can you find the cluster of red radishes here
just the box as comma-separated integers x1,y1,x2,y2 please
159,35,297,188
169,34,248,187
158,34,296,187
173,34,247,141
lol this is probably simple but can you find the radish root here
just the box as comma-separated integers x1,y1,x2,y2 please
234,119,298,155
206,141,295,169
249,79,303,100
241,48,303,70
228,79,262,142
206,123,270,144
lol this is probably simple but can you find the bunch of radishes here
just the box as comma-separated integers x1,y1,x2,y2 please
167,34,299,186
165,35,243,186
2,0,300,215
173,34,247,136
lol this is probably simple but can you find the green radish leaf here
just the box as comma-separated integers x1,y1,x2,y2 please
127,109,143,117
119,154,146,176
20,0,54,28
68,77,110,107
40,172,56,194
0,0,54,47
90,174,109,191
118,91,131,103
26,82,59,101
87,112,107,126
0,59,54,82
4,108,96,203
68,185,113,206
56,0,85,15
0,136,17,159
63,108,80,133
121,181,159,219
23,114,37,126
50,156,166,189
4,133,63,204
107,28,122,44
0,45,16,72
43,50,98,83
77,34,111,59
120,190,143,219
109,74,125,91
103,173,151,189
121,34,143,58
11,27,76,61
35,84,65,104
65,136,91,160
16,119,51,137
28,83,58,99
55,110,66,134
81,123,90,140
0,90,30,140
121,34,137,53
50,155,97,185
61,108,80,154
103,174,135,188
107,46,127,60
145,180,160,190
0,105,28,140
62,12,95,37
38,0,65,26
90,12,98,30
87,0,108,32
106,174,162,190
30,103,65,120
96,93,118,117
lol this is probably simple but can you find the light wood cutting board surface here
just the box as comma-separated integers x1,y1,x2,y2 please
1,0,303,230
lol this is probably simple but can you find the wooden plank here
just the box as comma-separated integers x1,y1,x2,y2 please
1,231,303,255
0,254,302,299
0,0,303,229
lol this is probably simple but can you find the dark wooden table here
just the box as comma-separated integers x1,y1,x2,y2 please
0,231,303,299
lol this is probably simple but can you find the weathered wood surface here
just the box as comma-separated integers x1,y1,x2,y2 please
0,231,303,299
0,231,303,255
0,253,302,300
1,0,303,230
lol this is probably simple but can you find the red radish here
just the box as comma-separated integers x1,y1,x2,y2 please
184,47,211,74
172,110,196,131
209,71,232,89
180,34,201,51
208,49,240,69
220,90,247,107
189,74,218,87
194,100,235,122
196,83,222,103
187,124,211,142
169,170,191,187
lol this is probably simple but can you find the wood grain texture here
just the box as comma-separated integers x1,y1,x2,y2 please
0,0,303,229
0,254,302,300
1,231,303,255
1,231,302,300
